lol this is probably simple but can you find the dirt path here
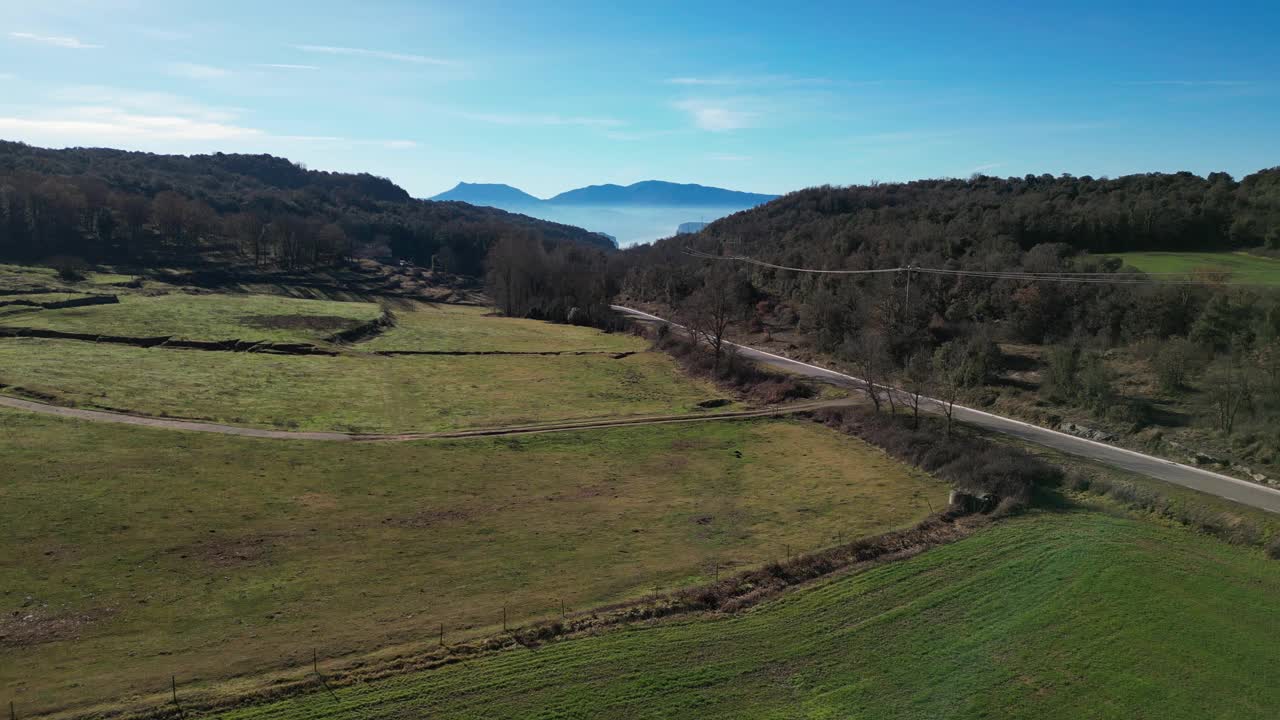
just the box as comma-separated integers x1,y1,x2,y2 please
0,393,852,442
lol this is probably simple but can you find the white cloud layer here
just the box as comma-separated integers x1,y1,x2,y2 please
0,89,416,152
0,107,261,142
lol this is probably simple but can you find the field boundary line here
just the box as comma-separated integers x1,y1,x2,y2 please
0,393,849,442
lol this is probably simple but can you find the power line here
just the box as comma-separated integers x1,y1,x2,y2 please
683,248,1276,287
683,248,901,275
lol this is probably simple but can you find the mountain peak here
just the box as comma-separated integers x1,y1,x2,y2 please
547,180,777,206
431,182,542,206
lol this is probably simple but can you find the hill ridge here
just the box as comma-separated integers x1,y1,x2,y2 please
431,179,778,207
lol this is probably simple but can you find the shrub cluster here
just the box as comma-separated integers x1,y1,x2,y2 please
654,330,813,405
811,407,1062,512
1065,471,1275,552
668,513,972,614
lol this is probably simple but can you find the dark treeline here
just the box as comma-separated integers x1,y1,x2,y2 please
705,170,1280,256
612,169,1280,469
484,233,622,326
0,141,613,274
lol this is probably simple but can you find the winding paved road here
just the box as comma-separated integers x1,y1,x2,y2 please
614,305,1280,514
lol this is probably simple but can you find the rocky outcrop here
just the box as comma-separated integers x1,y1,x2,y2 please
325,308,396,344
1058,422,1118,442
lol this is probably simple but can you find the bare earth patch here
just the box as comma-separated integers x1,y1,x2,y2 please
180,534,277,567
1,607,114,647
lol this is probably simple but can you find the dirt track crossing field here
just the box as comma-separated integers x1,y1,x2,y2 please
0,393,853,441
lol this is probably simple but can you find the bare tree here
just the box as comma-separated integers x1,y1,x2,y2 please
903,349,932,429
682,269,743,371
484,234,545,317
151,191,187,245
843,331,891,413
932,342,964,438
1208,349,1253,436
227,212,266,264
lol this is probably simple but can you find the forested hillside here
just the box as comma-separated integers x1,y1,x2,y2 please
616,169,1280,480
0,141,613,274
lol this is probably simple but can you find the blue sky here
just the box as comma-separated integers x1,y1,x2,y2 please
1,0,1277,198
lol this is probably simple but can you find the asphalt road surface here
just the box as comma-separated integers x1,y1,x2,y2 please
614,305,1280,515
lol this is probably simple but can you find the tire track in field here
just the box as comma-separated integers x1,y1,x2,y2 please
0,393,854,442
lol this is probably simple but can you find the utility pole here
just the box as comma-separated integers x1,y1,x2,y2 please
904,265,914,316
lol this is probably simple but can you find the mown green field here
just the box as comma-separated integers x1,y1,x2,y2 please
0,338,725,432
0,292,384,343
0,278,710,432
0,263,137,290
219,509,1280,720
363,303,641,353
1110,250,1280,285
0,412,945,717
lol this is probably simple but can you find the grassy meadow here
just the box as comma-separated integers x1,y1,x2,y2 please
220,509,1280,720
0,412,945,717
0,292,384,344
1109,250,1280,285
0,274,721,432
363,303,642,353
0,338,724,432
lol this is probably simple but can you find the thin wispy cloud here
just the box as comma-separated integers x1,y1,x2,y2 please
847,122,1104,148
9,32,101,49
668,77,738,86
602,128,680,142
970,162,1003,174
0,107,262,142
168,63,231,80
128,26,191,41
667,74,835,87
49,86,244,123
1119,80,1253,87
293,44,458,66
707,153,751,162
848,130,958,144
256,63,320,71
455,111,623,128
0,91,418,152
673,99,759,132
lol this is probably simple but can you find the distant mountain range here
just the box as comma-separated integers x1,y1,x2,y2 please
429,180,779,246
431,180,778,208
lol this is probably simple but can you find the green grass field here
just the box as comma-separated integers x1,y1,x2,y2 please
0,286,725,432
0,292,99,304
0,292,384,343
0,412,945,717
363,303,641,353
1110,251,1280,285
219,509,1280,720
0,338,725,432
